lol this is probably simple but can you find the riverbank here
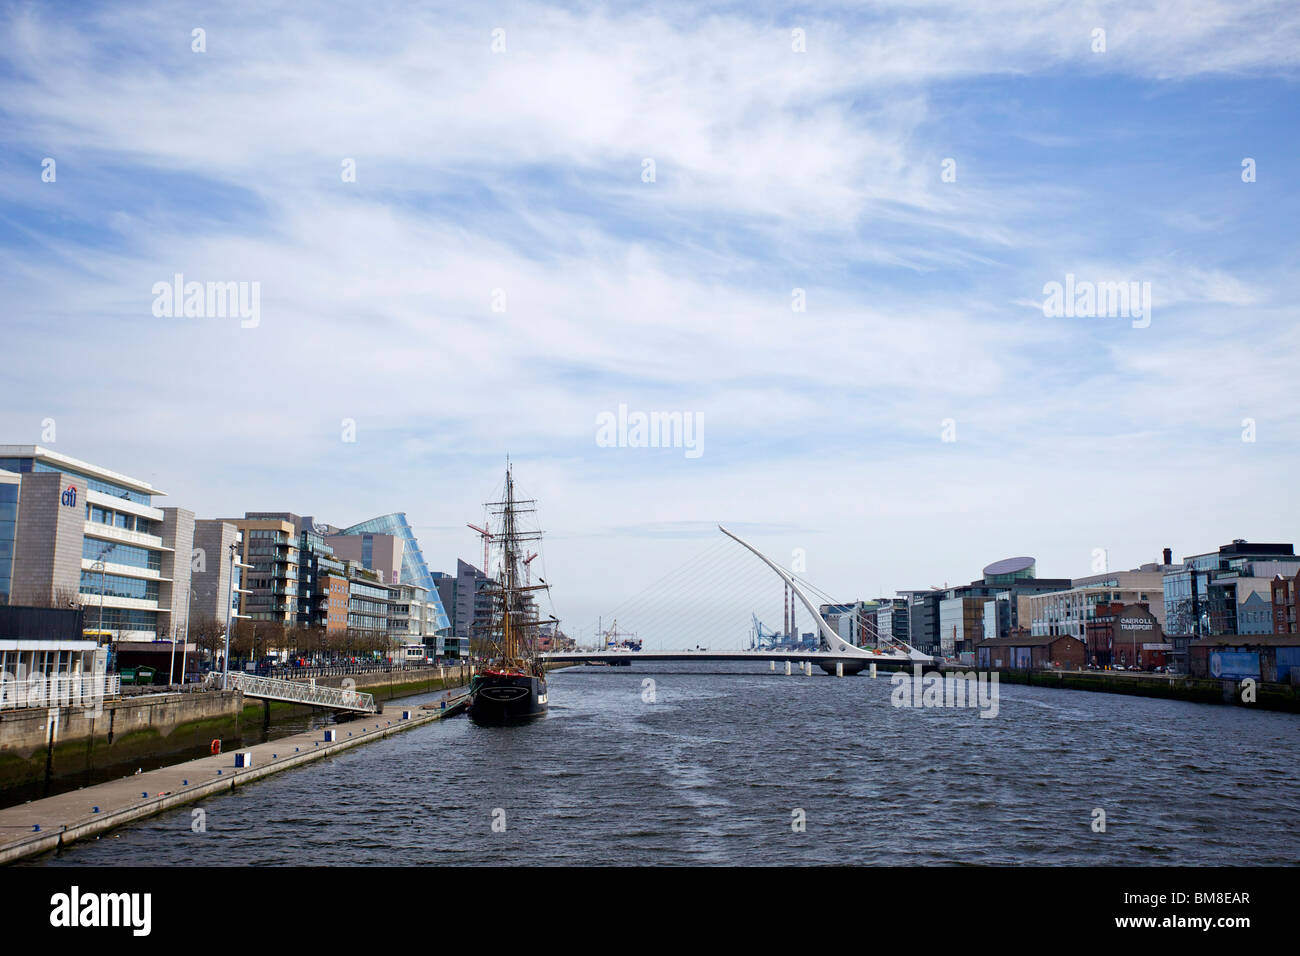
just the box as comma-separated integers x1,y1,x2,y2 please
0,689,468,865
873,662,1300,713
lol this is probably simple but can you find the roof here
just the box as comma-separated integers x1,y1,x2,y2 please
977,634,1083,648
1189,634,1300,647
983,556,1035,576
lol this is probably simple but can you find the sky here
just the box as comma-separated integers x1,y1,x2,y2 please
2,1,1298,644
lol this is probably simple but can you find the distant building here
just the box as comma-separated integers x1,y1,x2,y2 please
1163,540,1300,669
190,519,251,629
1271,572,1299,634
1188,634,1300,683
228,518,300,625
975,634,1086,671
904,558,1071,655
1084,602,1170,670
939,597,987,657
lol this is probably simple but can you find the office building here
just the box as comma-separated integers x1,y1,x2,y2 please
0,445,193,642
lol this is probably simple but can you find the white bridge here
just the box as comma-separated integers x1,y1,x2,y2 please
543,525,933,675
225,672,377,713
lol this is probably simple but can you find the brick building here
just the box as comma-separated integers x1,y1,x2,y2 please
1271,572,1299,634
975,634,1086,671
1085,602,1170,670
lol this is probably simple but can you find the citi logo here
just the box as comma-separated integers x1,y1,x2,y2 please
49,885,152,936
60,484,77,508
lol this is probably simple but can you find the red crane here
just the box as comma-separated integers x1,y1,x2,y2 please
467,522,492,573
523,551,538,586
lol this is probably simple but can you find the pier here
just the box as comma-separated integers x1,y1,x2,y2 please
0,690,468,865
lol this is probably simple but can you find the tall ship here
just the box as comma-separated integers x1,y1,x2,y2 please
467,462,555,723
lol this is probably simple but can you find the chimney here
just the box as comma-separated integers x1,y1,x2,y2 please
1162,547,1172,566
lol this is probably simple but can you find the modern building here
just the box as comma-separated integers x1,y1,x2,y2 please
442,558,491,655
345,563,391,638
904,558,1071,655
389,581,440,647
325,532,403,586
0,445,193,643
190,519,250,629
228,517,300,625
321,568,349,633
874,598,911,645
1027,581,1168,640
336,514,435,591
1163,541,1300,668
938,597,988,658
0,605,111,711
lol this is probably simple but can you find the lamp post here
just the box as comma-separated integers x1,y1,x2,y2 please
221,542,237,690
179,585,195,686
93,542,119,639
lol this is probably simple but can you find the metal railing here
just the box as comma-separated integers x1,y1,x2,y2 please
225,671,376,712
0,673,121,711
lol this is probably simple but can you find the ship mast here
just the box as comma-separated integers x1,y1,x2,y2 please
485,460,548,668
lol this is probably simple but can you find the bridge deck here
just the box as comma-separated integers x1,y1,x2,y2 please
542,649,918,664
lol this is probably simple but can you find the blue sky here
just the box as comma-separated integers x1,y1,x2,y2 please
1,1,1297,641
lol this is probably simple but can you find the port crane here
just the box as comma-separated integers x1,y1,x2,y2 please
467,522,492,574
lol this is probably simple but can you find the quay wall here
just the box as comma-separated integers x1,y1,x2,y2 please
875,662,1300,713
0,662,574,798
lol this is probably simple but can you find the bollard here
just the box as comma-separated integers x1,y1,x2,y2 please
870,662,877,679
32,825,40,832
836,661,843,678
142,791,148,798
785,661,791,675
93,806,100,813
182,780,188,786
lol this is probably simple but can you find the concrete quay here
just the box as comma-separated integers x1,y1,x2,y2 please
0,689,467,865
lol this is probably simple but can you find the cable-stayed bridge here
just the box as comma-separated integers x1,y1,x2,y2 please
542,526,933,675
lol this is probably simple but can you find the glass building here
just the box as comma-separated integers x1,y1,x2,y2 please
338,513,450,632
0,471,18,605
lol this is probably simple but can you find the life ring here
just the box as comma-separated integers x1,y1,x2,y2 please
210,739,221,755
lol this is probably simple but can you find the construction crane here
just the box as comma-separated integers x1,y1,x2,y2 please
467,522,492,573
523,551,538,586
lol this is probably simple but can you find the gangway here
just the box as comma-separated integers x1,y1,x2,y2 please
225,672,377,713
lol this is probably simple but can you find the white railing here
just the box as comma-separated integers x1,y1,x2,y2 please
225,672,376,712
0,673,121,711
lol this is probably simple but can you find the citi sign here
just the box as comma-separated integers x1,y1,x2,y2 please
60,484,77,508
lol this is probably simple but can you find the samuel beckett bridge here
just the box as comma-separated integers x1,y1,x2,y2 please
542,526,933,675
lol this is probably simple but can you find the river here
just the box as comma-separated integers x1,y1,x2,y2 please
24,664,1300,865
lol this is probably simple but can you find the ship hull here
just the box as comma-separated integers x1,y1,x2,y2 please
468,673,548,723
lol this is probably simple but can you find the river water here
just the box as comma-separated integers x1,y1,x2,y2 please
25,664,1300,865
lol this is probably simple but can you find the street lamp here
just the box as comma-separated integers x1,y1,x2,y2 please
221,542,237,690
93,542,119,639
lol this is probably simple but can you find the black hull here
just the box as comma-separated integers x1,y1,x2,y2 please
469,673,548,723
